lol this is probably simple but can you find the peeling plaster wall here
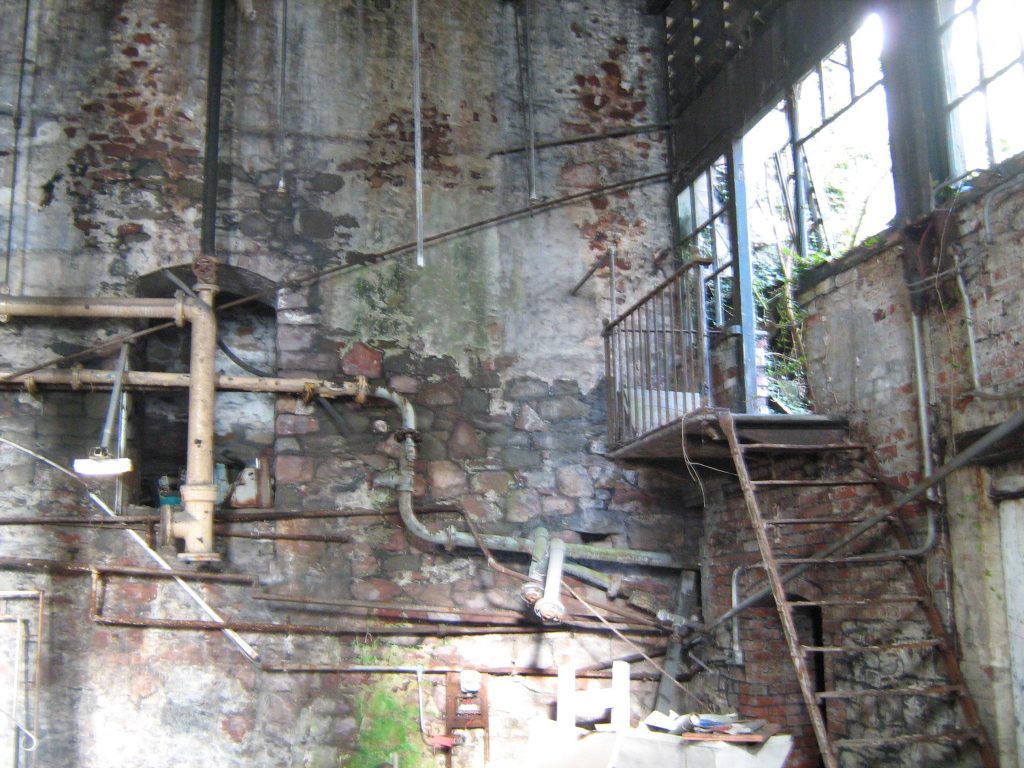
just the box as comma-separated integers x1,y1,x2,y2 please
0,2,690,767
797,161,1024,767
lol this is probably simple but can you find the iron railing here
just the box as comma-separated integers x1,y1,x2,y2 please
603,261,710,449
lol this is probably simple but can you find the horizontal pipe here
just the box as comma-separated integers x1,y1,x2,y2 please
0,555,255,584
260,662,661,680
91,614,578,636
0,368,361,396
0,294,184,321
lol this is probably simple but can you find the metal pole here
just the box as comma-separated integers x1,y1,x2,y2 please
411,0,425,267
201,0,227,257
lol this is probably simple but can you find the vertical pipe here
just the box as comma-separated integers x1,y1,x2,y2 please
113,390,130,516
911,313,934,478
731,138,759,413
201,0,227,257
642,304,653,433
98,345,129,454
697,264,711,405
787,89,810,262
623,312,632,435
179,286,219,559
411,0,425,267
2,0,33,293
517,0,539,202
275,0,289,191
534,538,566,622
667,280,675,415
625,312,635,435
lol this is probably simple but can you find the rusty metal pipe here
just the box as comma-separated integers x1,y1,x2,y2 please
0,368,360,396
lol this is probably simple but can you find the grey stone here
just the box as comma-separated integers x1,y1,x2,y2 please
537,397,588,421
296,209,335,239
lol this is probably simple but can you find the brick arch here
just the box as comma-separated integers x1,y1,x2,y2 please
132,262,278,308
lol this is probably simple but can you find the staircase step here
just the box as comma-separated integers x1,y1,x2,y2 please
766,517,867,525
778,552,911,564
802,639,943,654
739,442,866,453
816,684,962,701
835,730,980,749
750,479,878,488
786,596,923,607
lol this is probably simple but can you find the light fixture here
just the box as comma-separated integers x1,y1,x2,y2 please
73,447,133,477
74,344,133,477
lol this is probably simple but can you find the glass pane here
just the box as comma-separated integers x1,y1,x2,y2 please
696,226,715,265
976,0,1024,77
795,70,823,138
938,0,975,26
947,90,990,174
801,86,895,255
822,43,853,117
988,64,1024,164
851,13,885,95
693,171,711,228
714,211,733,271
743,102,795,278
677,187,695,238
942,11,982,100
711,155,730,212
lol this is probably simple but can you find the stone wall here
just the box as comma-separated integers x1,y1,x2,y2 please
0,2,691,767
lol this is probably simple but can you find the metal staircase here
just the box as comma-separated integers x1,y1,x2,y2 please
716,410,998,768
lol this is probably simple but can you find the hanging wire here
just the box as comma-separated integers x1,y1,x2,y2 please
411,0,425,267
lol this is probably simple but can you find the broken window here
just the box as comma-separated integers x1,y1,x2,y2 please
938,0,1024,175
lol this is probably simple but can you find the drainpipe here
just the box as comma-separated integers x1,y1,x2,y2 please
533,537,566,622
0,292,219,560
174,282,219,561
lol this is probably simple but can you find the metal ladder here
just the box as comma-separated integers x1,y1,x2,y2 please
717,410,997,768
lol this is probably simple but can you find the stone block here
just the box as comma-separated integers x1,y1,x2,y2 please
276,414,319,435
428,460,468,499
296,208,335,239
538,397,588,421
506,487,541,522
514,404,547,432
556,465,594,497
448,420,485,459
340,341,383,378
388,374,420,393
504,377,549,400
472,470,513,495
500,447,540,470
274,454,313,483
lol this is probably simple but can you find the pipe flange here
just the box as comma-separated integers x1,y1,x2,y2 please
301,381,317,405
173,291,186,327
192,255,218,284
520,582,543,605
533,597,565,623
70,364,83,391
22,377,39,400
354,375,369,404
394,428,422,444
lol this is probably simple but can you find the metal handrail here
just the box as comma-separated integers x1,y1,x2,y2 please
604,260,711,448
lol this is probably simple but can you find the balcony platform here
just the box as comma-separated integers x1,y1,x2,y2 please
607,410,850,462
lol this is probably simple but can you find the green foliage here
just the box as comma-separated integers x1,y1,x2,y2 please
344,642,433,768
